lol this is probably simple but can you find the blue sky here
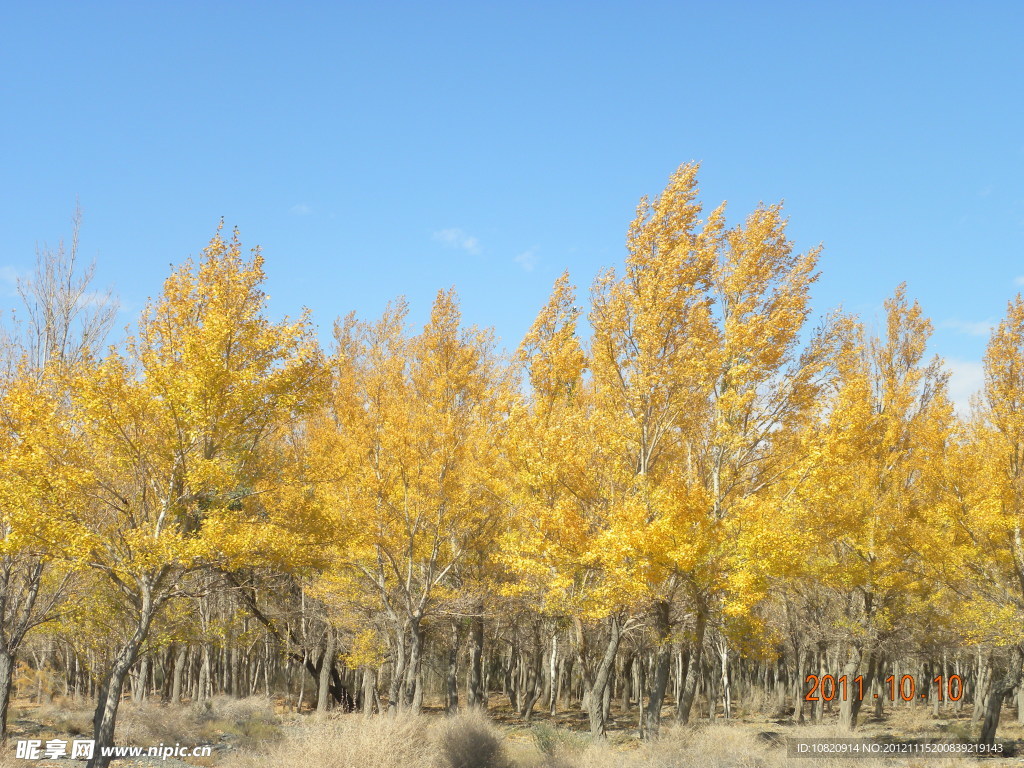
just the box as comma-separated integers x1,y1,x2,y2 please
1,2,1022,408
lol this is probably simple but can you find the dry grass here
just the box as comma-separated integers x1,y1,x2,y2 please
116,699,201,746
221,712,437,768
0,694,285,767
436,710,512,768
0,696,1015,767
193,695,283,749
214,706,1003,768
537,720,998,768
21,698,93,737
221,710,513,768
107,695,282,750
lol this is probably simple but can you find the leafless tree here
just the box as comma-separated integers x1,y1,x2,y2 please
2,203,118,370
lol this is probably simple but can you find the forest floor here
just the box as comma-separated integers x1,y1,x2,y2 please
2,695,1023,767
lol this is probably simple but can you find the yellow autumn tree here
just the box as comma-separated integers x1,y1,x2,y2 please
665,175,838,726
593,163,836,729
0,213,116,740
934,294,1024,745
503,272,622,733
68,227,325,768
584,165,721,736
504,164,836,736
793,285,952,730
312,289,508,714
0,363,85,737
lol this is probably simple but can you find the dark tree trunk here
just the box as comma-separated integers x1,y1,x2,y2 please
133,655,149,703
838,644,863,730
980,644,1024,747
587,615,622,739
503,645,520,712
170,646,187,703
519,625,544,722
387,630,406,715
794,647,807,724
402,619,424,713
562,656,574,710
317,630,336,713
87,593,158,768
467,608,484,709
675,605,707,725
0,651,13,741
446,621,462,714
643,600,673,737
620,653,633,715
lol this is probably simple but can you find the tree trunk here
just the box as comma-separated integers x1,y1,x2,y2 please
636,654,648,732
296,653,308,712
387,626,406,715
793,647,807,724
170,646,187,703
503,646,520,712
520,627,544,722
872,654,885,719
87,594,158,768
720,639,731,719
0,650,14,741
133,655,149,703
402,619,424,713
549,635,560,715
972,651,991,726
838,644,863,730
467,609,484,709
643,600,673,737
980,644,1024,747
812,642,826,722
587,615,622,739
706,657,718,719
317,630,336,714
675,605,707,725
361,667,377,715
561,656,573,711
620,653,633,715
602,670,612,723
230,645,240,698
198,645,211,704
446,621,462,714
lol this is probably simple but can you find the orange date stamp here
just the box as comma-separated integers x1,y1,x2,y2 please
804,674,964,702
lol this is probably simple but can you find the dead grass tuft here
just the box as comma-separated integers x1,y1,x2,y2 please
194,695,282,748
530,720,586,759
221,712,438,768
29,700,93,737
116,699,200,746
435,710,511,768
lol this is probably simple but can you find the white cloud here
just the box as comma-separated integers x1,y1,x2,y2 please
514,248,538,272
432,228,481,255
1015,275,1024,286
946,358,985,416
941,318,995,337
290,203,312,216
0,266,21,297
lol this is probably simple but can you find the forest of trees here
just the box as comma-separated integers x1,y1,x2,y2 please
4,166,1024,767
